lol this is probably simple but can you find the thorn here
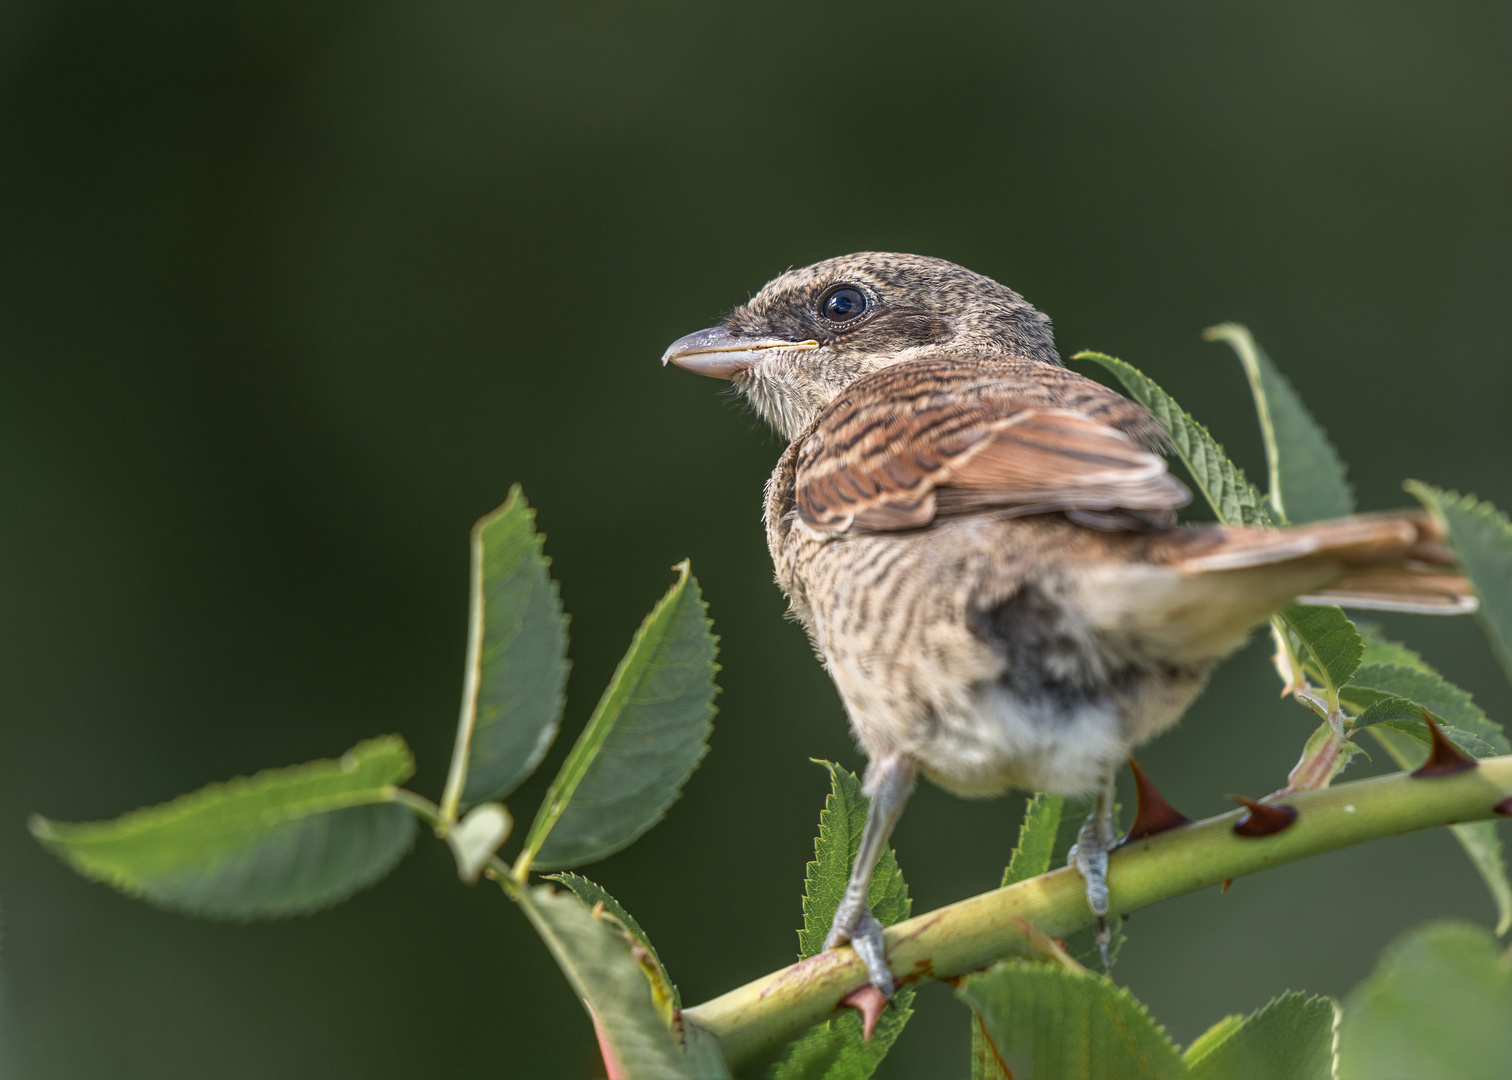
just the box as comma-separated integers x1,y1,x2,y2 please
1411,709,1477,778
1493,796,1512,817
1228,795,1299,837
1221,878,1233,893
1123,757,1192,843
839,984,889,1041
591,900,606,919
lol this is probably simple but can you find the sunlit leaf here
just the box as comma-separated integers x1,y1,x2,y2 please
446,486,570,812
549,871,680,1012
30,737,417,919
768,761,913,1080
1338,921,1512,1080
524,561,718,871
959,960,1185,1080
1205,323,1353,524
1409,484,1512,689
519,884,729,1079
1184,991,1337,1080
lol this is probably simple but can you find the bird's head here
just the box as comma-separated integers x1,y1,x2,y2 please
662,252,1059,440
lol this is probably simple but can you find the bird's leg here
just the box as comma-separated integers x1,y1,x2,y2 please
1067,771,1118,968
824,752,915,997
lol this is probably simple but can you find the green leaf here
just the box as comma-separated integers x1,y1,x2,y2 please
1357,628,1426,670
1367,726,1512,935
1338,921,1512,1080
1279,605,1362,700
1075,351,1272,528
683,1022,734,1079
1409,484,1512,689
1352,699,1502,760
30,737,417,919
1341,640,1511,929
1341,662,1508,754
523,561,719,871
972,1012,1012,1080
518,884,729,1079
768,761,913,1080
1003,793,1065,887
1446,822,1512,938
985,792,1058,1076
959,960,1185,1080
1181,1015,1244,1068
549,871,681,1011
443,486,570,815
1076,351,1358,709
1205,323,1353,525
1184,991,1337,1080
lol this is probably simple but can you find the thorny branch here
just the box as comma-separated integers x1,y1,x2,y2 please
682,755,1512,1073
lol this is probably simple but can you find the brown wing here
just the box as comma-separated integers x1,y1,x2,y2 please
794,359,1191,535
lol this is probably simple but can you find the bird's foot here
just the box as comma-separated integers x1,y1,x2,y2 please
1068,811,1114,969
825,899,895,998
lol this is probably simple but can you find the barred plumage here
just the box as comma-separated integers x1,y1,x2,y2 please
666,251,1473,996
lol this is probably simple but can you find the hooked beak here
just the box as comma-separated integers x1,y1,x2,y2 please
660,326,819,380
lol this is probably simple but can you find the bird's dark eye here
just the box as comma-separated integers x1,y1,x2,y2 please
819,285,868,324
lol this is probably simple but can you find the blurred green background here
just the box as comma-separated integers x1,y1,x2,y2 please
3,2,1510,1076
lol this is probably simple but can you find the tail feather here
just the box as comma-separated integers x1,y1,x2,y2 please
1299,571,1477,614
1167,510,1475,617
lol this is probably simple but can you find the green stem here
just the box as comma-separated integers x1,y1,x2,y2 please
390,786,521,881
388,786,445,828
682,756,1512,1073
438,526,489,829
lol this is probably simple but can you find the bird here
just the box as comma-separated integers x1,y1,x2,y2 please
661,252,1474,997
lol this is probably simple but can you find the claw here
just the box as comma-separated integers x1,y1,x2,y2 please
1068,775,1118,969
826,903,895,998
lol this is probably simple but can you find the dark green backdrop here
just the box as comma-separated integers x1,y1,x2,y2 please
3,2,1510,1076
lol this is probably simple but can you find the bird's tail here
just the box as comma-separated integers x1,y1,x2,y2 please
1169,511,1475,615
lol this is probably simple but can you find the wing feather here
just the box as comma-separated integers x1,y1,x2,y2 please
795,360,1190,535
